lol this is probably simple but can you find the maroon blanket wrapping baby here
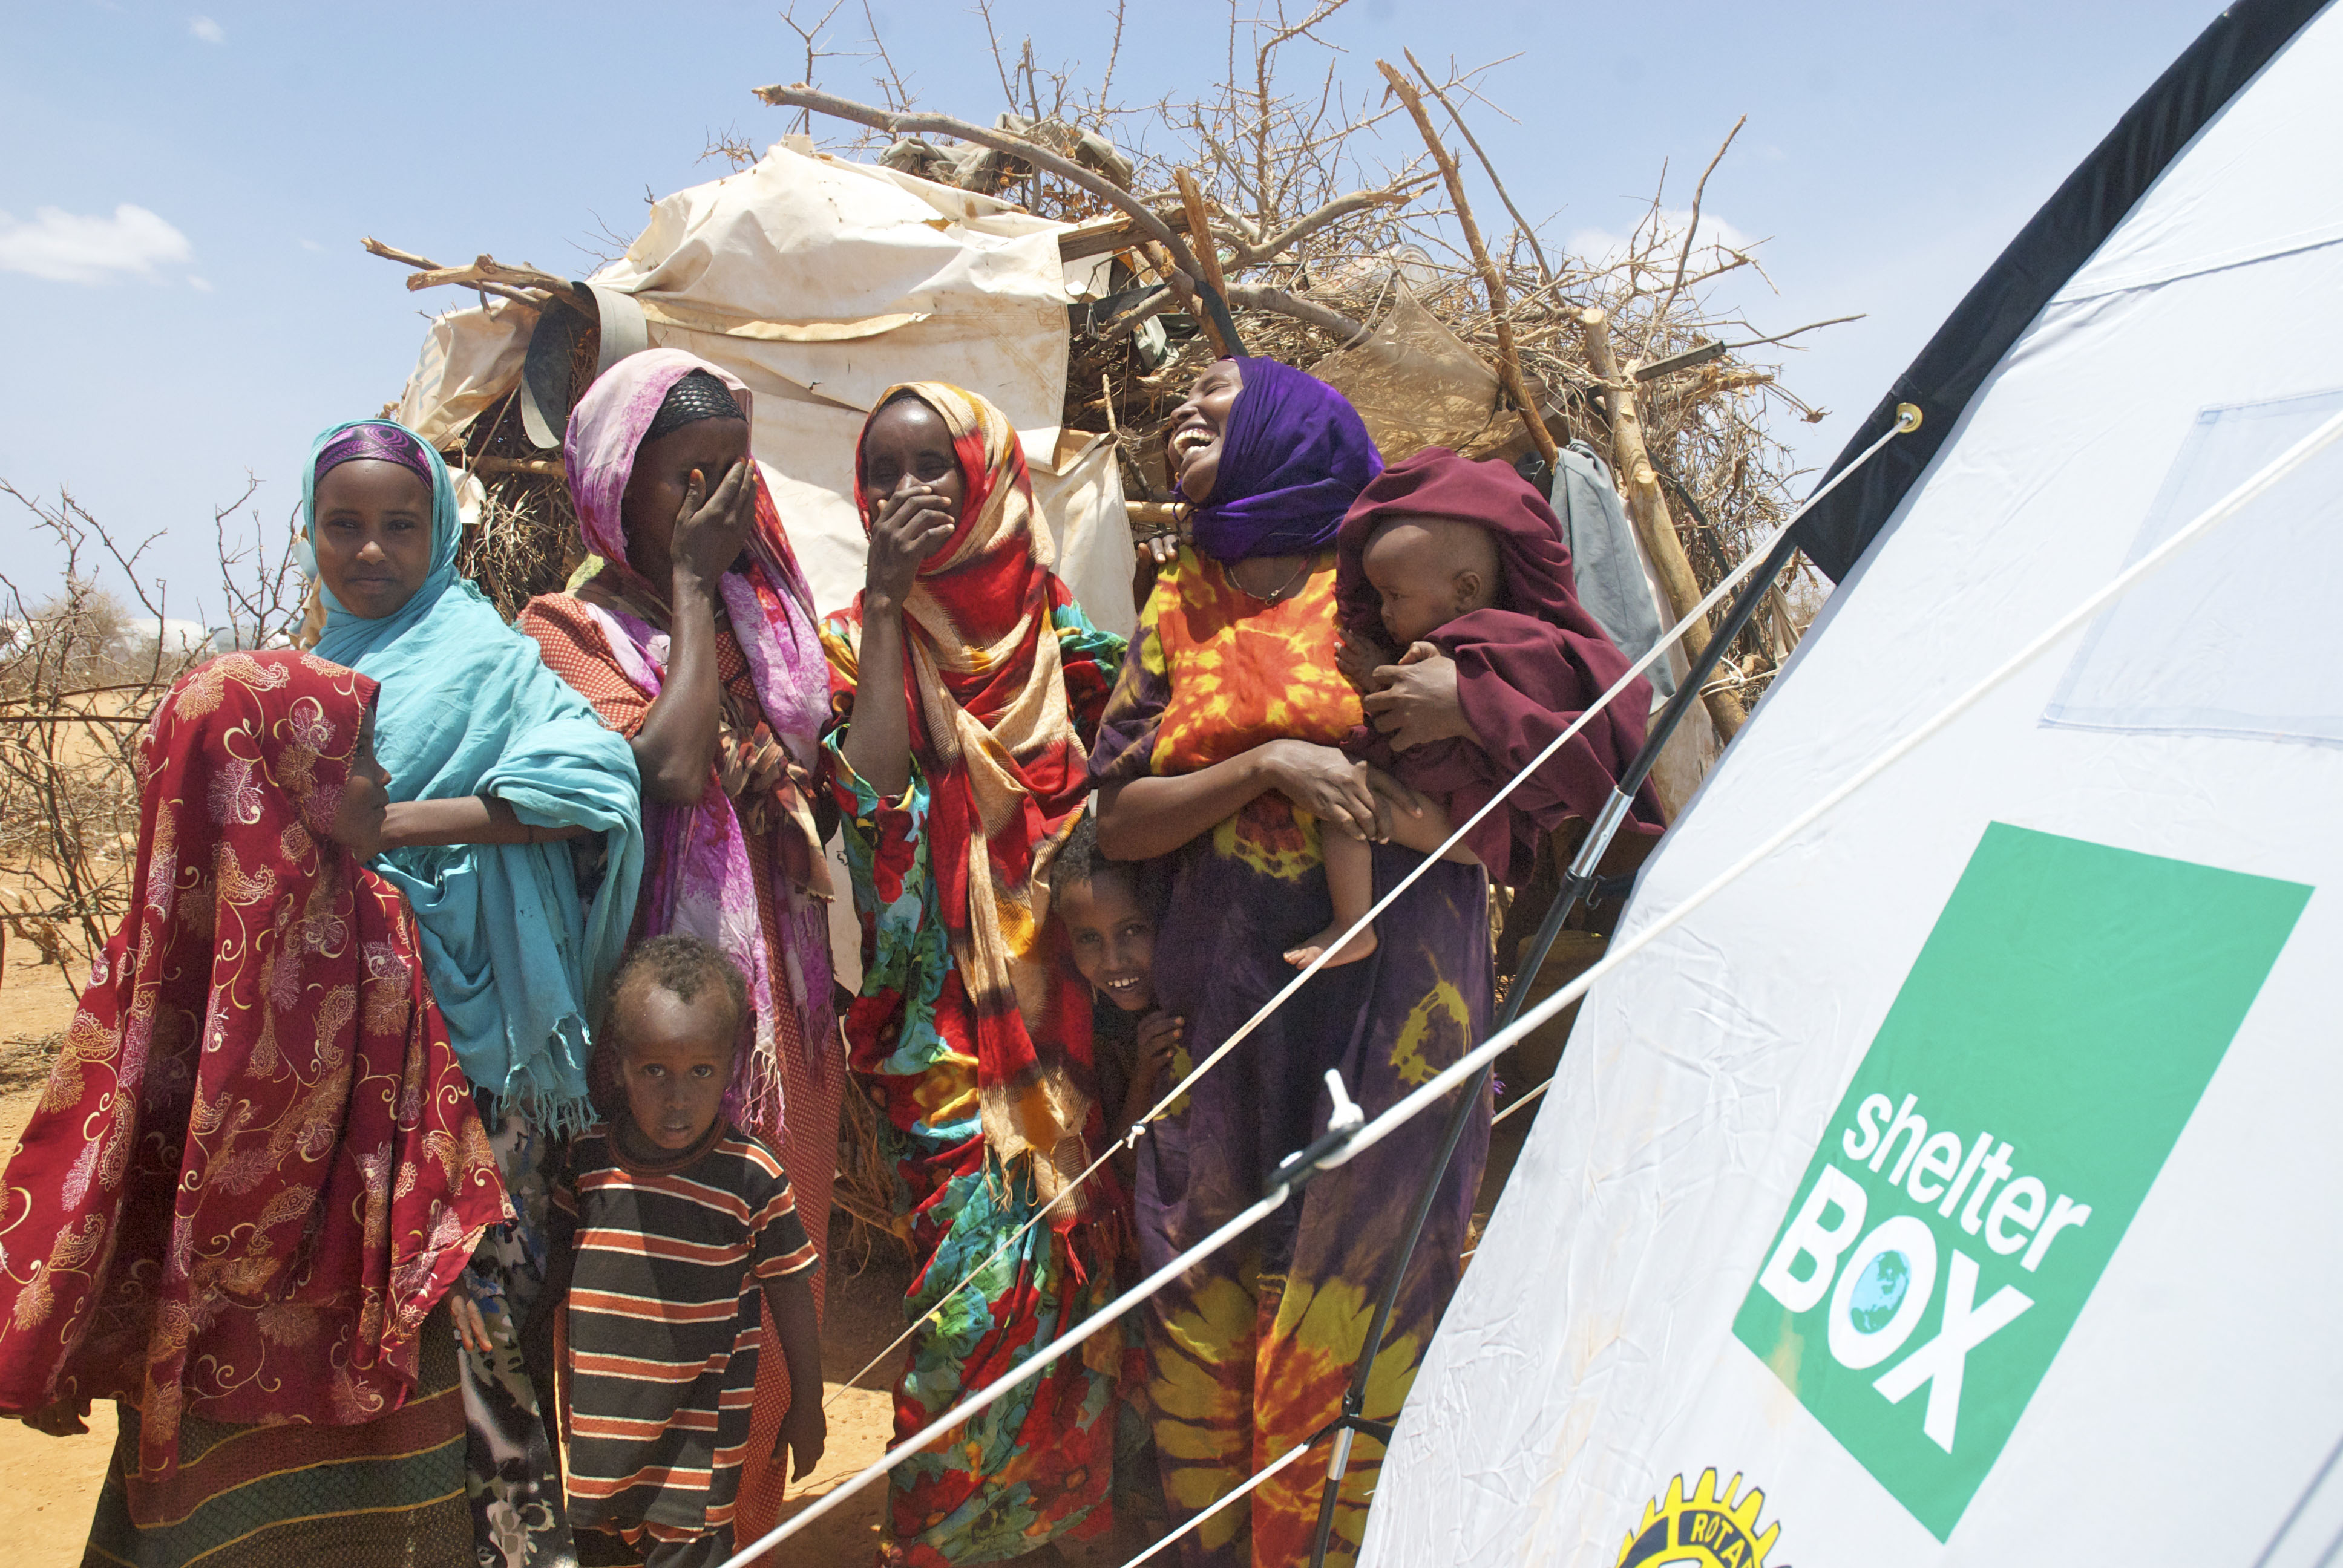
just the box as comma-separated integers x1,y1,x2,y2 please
1335,446,1665,883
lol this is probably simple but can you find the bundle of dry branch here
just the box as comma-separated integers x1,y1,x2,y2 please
739,3,1850,733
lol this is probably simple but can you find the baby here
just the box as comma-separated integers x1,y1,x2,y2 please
546,935,824,1567
1291,513,1501,967
1052,811,1180,1161
1293,446,1660,969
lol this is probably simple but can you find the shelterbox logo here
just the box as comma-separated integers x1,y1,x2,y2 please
1732,823,2309,1540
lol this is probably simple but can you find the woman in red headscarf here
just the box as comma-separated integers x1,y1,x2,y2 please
0,649,506,1566
819,382,1133,1566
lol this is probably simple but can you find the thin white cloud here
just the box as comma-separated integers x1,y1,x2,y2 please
1569,207,1757,272
189,15,224,42
299,237,325,252
187,275,214,292
0,204,194,284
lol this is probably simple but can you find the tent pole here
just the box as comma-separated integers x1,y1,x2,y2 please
1301,1056,1493,1566
1300,532,1798,1568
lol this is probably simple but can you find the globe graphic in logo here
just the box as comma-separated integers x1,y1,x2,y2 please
1849,1250,1912,1333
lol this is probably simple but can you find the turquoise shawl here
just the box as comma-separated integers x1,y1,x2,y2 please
303,420,641,1128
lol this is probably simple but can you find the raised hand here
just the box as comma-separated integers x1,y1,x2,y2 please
865,481,958,607
670,458,759,588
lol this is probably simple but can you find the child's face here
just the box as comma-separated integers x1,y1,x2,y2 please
1058,872,1157,1013
614,982,738,1151
1362,517,1489,647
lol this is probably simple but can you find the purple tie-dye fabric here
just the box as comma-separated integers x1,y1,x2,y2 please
560,348,834,1111
314,423,436,491
1188,356,1384,563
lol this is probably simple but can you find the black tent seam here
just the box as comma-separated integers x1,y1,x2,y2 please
1793,0,2332,583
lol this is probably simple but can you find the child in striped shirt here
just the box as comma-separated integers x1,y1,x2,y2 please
545,935,825,1567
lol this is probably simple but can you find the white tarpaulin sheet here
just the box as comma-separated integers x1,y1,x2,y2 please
1363,7,2343,1564
396,143,1137,631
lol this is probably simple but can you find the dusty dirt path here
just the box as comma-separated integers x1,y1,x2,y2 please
0,946,909,1566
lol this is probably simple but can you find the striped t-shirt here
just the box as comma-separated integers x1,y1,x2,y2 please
554,1123,818,1547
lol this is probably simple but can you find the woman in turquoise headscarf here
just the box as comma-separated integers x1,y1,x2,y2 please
304,420,643,1568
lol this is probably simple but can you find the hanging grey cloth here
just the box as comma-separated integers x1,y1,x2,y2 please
1549,441,1677,701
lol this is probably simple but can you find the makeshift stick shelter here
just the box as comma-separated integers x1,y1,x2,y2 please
362,9,1847,1262
1362,1,2343,1561
369,9,1837,723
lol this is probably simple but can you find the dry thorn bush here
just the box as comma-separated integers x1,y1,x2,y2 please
0,479,304,990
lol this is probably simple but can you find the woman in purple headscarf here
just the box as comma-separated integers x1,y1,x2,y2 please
1089,359,1495,1567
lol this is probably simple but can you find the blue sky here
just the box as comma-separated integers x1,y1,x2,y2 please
1,0,2225,620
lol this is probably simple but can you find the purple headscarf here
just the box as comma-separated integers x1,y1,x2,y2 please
1188,356,1383,561
314,424,434,491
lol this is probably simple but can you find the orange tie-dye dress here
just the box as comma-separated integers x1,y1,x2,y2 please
1089,549,1494,1568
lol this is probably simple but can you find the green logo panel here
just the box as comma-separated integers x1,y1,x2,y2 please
1732,823,2308,1539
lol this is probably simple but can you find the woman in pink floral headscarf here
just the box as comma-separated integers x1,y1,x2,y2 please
518,348,839,1542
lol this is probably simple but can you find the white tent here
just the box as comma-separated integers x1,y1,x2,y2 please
395,140,1136,633
1362,1,2343,1562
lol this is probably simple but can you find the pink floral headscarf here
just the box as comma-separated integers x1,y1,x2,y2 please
560,348,834,1110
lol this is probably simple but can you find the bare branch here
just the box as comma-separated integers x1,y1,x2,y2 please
1375,59,1555,467
1230,177,1434,264
361,238,557,310
1648,114,1746,344
778,0,851,133
1719,313,1866,351
701,125,759,170
1096,0,1126,113
972,0,1020,114
1225,284,1368,347
860,1,914,110
1403,49,1554,286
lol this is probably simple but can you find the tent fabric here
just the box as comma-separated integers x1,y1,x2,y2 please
1362,2,2343,1562
397,294,534,449
1792,0,2330,582
392,144,1139,633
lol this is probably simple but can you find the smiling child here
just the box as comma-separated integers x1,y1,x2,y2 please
1052,812,1180,1172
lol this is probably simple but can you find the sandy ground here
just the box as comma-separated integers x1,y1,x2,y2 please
2,948,119,1565
0,939,1533,1566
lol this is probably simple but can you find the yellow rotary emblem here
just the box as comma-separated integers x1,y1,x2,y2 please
1615,1468,1780,1568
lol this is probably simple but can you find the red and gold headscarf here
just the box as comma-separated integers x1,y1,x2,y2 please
829,383,1105,1206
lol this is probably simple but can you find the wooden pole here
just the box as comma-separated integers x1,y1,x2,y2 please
1578,305,1748,738
1375,60,1558,470
1172,171,1234,359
